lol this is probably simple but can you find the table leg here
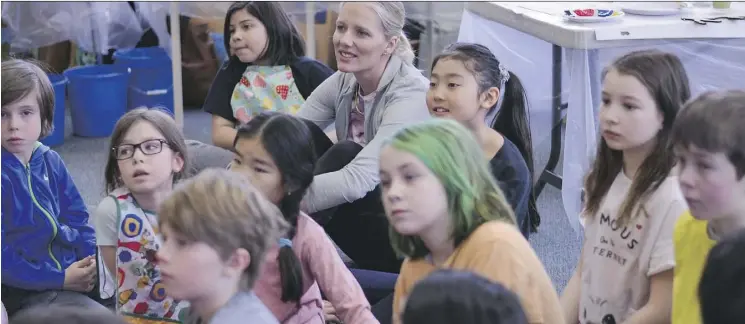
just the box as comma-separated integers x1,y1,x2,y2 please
533,44,564,198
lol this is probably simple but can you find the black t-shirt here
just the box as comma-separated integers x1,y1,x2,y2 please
203,57,334,123
489,137,532,237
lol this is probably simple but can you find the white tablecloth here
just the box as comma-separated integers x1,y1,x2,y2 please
459,2,745,233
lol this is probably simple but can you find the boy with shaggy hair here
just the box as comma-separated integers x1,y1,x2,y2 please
156,169,289,323
2,59,102,318
670,90,745,324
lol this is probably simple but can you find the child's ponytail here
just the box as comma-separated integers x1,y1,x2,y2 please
234,112,318,304
492,70,540,231
431,43,540,232
277,194,303,303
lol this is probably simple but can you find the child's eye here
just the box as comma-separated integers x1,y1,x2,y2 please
696,162,712,170
429,82,436,88
380,179,391,188
447,83,459,88
601,98,610,105
117,147,133,157
623,104,636,110
403,174,418,182
231,158,242,165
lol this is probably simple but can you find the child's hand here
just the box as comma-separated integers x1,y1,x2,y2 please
63,256,97,292
79,255,95,267
323,300,339,323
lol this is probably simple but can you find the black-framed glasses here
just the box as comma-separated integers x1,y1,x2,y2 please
112,139,168,160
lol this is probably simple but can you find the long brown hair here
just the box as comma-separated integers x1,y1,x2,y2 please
584,50,690,225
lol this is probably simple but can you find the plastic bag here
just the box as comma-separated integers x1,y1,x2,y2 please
2,2,143,54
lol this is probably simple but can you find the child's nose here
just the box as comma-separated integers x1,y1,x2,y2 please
678,165,696,189
432,88,445,101
6,114,21,130
600,108,619,125
231,33,242,43
131,147,147,161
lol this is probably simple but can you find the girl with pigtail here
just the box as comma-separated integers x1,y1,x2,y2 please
230,112,378,324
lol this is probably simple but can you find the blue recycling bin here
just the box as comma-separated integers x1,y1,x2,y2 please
114,47,174,116
211,33,229,63
63,65,129,137
40,74,68,147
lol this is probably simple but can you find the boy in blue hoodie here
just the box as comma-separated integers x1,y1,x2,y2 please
1,59,105,318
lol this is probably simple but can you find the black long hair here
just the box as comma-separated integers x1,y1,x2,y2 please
224,2,306,65
403,269,528,324
432,43,539,231
234,112,316,302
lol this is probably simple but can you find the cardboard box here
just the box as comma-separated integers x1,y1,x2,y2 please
295,10,338,70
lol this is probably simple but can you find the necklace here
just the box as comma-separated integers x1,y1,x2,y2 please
353,85,363,115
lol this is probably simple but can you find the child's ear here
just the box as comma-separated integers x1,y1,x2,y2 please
479,86,500,110
283,182,301,195
171,151,185,174
227,248,251,274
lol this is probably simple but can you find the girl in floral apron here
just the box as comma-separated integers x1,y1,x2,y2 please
231,65,305,123
202,2,334,151
112,189,188,324
92,109,190,323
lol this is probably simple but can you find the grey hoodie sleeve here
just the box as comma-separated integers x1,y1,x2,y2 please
301,77,430,213
296,71,341,130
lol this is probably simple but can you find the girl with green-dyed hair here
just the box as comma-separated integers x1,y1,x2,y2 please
381,118,515,258
380,118,562,324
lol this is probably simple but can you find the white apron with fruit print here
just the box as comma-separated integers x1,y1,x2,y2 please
230,65,305,123
113,189,189,323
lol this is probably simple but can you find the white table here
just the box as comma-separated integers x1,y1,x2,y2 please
458,2,745,232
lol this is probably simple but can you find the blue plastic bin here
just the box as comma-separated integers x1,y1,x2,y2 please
40,74,68,147
63,65,129,137
210,33,229,63
113,47,174,116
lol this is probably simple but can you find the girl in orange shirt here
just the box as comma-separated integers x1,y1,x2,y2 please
379,118,562,324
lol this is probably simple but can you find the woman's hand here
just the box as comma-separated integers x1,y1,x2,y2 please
323,300,340,323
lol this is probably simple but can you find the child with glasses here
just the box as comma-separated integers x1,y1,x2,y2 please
92,107,191,323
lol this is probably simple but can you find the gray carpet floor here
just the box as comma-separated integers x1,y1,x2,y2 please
54,107,581,292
